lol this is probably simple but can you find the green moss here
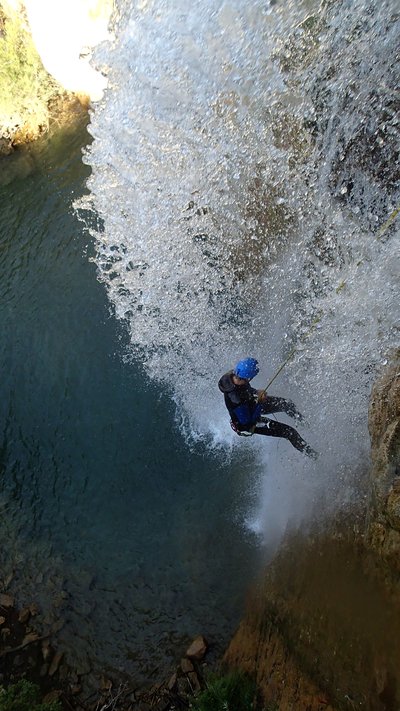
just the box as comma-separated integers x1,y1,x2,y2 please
0,680,62,711
192,671,258,711
0,10,58,132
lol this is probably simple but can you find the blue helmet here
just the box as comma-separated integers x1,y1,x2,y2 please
234,358,259,380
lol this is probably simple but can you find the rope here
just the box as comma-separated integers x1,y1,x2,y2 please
260,311,323,395
376,203,400,240
259,201,400,395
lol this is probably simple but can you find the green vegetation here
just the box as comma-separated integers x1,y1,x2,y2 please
192,671,258,711
0,9,58,134
0,680,62,711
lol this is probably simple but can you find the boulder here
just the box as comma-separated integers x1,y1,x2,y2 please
186,635,208,661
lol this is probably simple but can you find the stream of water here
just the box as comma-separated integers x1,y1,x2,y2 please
85,0,399,532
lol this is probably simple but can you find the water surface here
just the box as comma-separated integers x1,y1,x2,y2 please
0,124,261,681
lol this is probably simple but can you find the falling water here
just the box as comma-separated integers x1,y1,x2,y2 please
83,0,399,540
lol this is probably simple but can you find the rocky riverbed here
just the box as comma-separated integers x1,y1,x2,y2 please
0,589,211,711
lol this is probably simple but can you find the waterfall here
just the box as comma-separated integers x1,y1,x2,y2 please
82,0,399,540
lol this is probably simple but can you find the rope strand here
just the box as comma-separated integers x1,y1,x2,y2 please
260,203,399,394
261,312,323,394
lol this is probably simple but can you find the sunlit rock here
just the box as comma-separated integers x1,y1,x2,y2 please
3,0,113,100
24,0,113,100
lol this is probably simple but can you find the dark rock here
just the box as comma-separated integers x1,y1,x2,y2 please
75,658,91,675
40,664,49,677
22,632,39,646
58,664,69,681
153,700,170,711
4,572,14,588
150,682,162,693
18,607,31,624
42,639,52,660
48,651,63,676
51,618,65,633
1,627,11,640
70,684,82,695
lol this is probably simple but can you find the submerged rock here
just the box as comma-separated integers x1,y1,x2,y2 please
0,593,14,608
186,635,208,661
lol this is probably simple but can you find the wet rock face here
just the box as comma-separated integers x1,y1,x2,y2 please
367,350,400,576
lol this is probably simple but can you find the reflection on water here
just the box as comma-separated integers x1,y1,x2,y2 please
0,123,261,682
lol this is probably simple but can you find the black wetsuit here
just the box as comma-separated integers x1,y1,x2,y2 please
218,370,316,457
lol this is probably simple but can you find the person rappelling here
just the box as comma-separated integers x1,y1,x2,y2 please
218,358,318,459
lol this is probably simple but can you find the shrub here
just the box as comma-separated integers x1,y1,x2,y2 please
192,671,257,711
0,680,62,711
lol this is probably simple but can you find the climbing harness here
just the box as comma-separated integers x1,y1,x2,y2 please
230,420,255,437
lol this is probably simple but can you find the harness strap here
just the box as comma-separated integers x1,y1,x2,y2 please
230,420,255,437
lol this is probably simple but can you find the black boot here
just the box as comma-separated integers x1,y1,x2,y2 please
304,444,319,460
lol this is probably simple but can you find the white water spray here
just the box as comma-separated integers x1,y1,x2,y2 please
83,0,399,543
